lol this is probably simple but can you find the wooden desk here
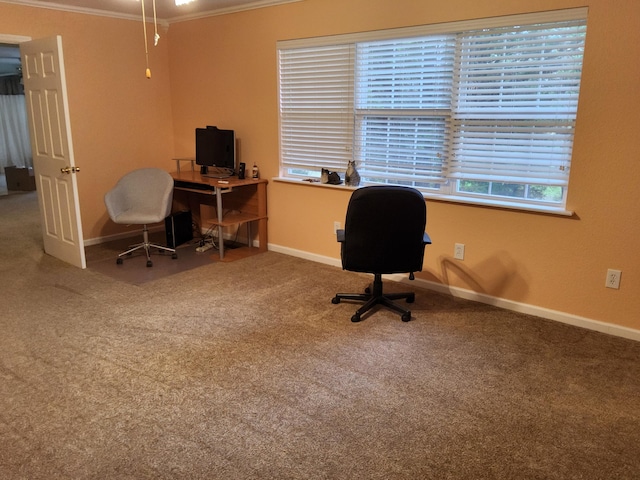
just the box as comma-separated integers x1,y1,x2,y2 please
171,171,268,260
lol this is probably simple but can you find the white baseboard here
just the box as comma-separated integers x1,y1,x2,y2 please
85,225,259,249
269,243,640,343
84,225,165,247
268,243,342,268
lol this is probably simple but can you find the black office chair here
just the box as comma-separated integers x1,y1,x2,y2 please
331,186,431,322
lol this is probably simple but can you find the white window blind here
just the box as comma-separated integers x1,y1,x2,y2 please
278,44,354,174
449,21,587,186
354,36,455,183
355,36,455,110
277,8,587,211
355,115,451,183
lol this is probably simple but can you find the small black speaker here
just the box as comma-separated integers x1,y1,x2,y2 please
238,162,246,179
165,210,193,248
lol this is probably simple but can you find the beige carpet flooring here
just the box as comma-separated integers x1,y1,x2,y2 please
1,191,639,479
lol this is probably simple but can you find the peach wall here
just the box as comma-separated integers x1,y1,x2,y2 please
1,0,637,332
0,3,175,240
168,0,640,331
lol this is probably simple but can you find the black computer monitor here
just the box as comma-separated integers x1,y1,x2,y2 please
195,126,236,177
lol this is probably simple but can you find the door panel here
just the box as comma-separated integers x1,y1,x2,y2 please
20,35,86,268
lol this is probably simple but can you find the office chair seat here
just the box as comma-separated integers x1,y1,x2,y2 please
332,186,431,322
104,168,178,267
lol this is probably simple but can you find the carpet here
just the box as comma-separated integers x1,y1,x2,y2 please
3,189,640,479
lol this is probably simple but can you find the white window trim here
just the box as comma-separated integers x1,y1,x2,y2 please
276,8,587,50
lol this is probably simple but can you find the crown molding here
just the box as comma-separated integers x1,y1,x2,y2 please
0,0,145,22
167,0,303,24
0,0,304,25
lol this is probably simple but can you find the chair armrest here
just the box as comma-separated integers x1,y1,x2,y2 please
423,232,432,245
336,229,345,243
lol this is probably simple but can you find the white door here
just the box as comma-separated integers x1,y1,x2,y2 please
20,35,86,269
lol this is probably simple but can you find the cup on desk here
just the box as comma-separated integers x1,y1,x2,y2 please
238,162,246,179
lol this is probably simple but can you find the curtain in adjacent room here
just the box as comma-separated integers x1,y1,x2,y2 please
0,75,32,173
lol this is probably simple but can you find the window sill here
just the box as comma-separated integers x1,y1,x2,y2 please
426,192,574,217
273,177,575,217
274,176,358,192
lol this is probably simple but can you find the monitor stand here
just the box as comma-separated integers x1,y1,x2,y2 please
202,167,233,179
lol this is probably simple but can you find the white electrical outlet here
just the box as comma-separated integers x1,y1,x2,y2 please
333,221,341,234
606,269,621,289
454,243,465,260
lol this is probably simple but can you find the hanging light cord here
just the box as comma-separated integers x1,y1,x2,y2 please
141,0,151,78
153,0,160,46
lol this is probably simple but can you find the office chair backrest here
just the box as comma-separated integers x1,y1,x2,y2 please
341,185,427,275
105,168,174,224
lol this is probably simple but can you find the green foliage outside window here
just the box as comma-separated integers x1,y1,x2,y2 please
459,181,563,202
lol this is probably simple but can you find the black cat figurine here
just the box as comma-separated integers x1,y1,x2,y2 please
321,168,342,185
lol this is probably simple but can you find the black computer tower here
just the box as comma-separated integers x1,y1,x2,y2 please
165,210,193,248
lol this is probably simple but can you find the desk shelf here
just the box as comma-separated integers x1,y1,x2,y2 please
171,171,268,261
204,211,267,228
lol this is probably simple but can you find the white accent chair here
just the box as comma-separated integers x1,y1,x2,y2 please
104,168,177,267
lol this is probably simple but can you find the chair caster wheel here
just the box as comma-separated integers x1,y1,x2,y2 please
401,312,411,322
331,297,340,304
407,294,415,303
351,313,362,323
116,258,123,265
172,253,178,260
146,260,153,267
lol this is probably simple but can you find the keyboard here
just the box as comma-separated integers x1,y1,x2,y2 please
174,180,216,192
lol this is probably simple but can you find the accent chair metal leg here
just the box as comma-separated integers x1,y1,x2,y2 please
116,224,177,266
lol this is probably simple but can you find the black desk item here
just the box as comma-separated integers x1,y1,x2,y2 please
331,186,431,322
165,210,193,248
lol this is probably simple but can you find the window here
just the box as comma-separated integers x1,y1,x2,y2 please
278,9,587,213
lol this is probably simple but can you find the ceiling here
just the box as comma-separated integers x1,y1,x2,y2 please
0,0,301,76
1,0,301,22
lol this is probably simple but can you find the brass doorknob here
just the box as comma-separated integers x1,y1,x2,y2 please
60,166,80,174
